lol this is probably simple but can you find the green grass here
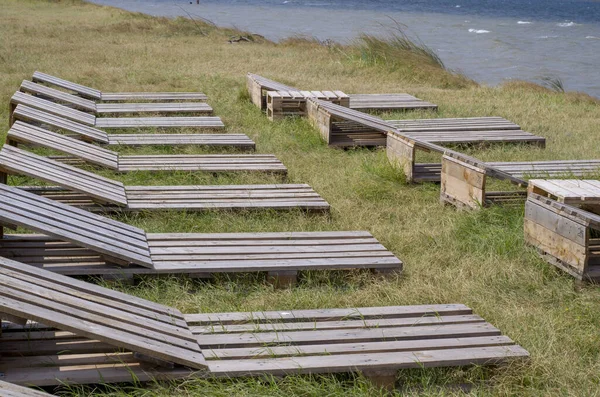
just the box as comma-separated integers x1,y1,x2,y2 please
2,0,600,395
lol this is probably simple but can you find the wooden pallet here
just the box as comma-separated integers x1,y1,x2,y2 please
12,105,255,149
388,117,546,147
266,90,349,121
440,155,600,210
186,304,528,390
0,231,400,284
524,194,600,281
0,184,153,268
528,179,600,207
246,73,298,109
349,93,437,112
33,71,208,102
0,380,53,396
10,92,224,129
0,256,206,371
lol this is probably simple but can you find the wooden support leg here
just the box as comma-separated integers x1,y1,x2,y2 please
386,134,415,183
306,100,332,144
267,270,298,288
0,312,29,327
363,369,397,393
101,273,135,286
372,267,402,279
247,76,264,109
188,272,212,280
440,155,486,210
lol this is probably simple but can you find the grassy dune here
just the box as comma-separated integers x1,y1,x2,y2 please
2,0,600,395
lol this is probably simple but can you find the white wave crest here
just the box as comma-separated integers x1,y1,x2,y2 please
557,21,579,27
468,28,490,34
586,36,600,39
517,21,532,24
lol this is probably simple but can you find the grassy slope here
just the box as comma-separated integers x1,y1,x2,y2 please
1,0,600,395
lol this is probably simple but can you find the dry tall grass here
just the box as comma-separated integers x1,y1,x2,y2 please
1,0,600,395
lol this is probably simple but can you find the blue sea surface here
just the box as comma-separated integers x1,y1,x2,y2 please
88,0,600,96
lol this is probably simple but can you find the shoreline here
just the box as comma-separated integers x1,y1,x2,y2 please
87,0,600,97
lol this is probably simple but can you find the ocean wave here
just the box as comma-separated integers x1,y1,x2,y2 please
586,36,600,39
468,28,490,34
557,21,580,27
538,35,559,39
517,21,532,24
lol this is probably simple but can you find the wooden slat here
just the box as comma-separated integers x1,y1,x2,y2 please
101,92,208,102
96,102,213,115
206,346,528,377
184,303,473,324
117,154,287,173
0,145,127,206
0,184,153,268
20,80,97,112
7,122,119,169
95,117,224,129
12,105,109,143
0,256,205,369
32,71,102,100
11,92,97,126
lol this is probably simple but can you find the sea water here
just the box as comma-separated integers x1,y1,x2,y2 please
87,0,600,97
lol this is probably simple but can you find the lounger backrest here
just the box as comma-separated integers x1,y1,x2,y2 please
32,71,102,100
11,92,97,126
0,184,152,267
247,73,299,91
20,80,97,112
7,121,119,169
12,105,109,143
0,145,127,206
0,255,206,368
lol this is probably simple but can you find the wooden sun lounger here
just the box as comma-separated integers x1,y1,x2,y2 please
10,92,224,129
524,193,600,281
12,105,256,150
32,71,208,102
306,99,546,148
0,231,402,284
0,186,399,283
388,117,546,146
7,123,283,173
0,276,529,390
21,79,213,115
439,155,600,210
0,286,527,389
0,146,326,212
247,73,438,113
